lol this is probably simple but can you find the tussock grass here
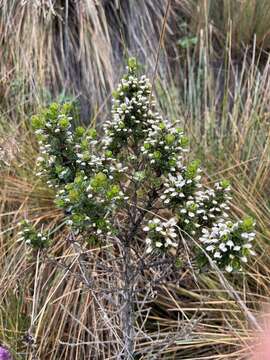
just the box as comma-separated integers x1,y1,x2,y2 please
178,0,270,56
0,1,270,358
0,0,176,122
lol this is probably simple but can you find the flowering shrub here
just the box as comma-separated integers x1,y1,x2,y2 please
24,57,256,274
18,57,258,358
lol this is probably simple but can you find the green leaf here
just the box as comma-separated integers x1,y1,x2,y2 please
179,135,189,147
186,160,200,179
31,115,45,130
220,179,230,189
87,128,97,139
75,126,85,137
91,172,108,189
128,57,137,70
107,184,120,200
59,118,70,129
165,134,175,145
242,217,254,232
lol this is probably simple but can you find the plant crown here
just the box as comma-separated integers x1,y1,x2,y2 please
22,58,256,273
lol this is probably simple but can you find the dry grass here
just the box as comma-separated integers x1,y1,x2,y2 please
0,0,177,123
0,1,270,359
177,0,270,56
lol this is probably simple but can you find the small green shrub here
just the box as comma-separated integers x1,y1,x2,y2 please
19,58,256,357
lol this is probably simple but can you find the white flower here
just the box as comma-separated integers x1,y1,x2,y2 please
241,233,249,239
219,243,227,252
202,228,209,235
225,265,233,273
146,246,152,254
226,240,234,248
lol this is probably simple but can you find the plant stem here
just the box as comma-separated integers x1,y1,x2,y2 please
122,242,134,359
120,187,159,358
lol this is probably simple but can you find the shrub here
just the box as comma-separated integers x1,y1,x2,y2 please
20,58,256,357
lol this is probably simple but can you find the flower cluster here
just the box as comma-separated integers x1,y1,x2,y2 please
103,59,156,154
199,217,256,272
18,220,50,250
160,161,202,207
160,179,230,237
194,181,231,227
72,127,100,173
143,218,178,253
32,103,99,188
142,122,189,174
177,199,202,236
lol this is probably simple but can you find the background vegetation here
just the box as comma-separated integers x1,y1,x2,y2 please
0,0,269,358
